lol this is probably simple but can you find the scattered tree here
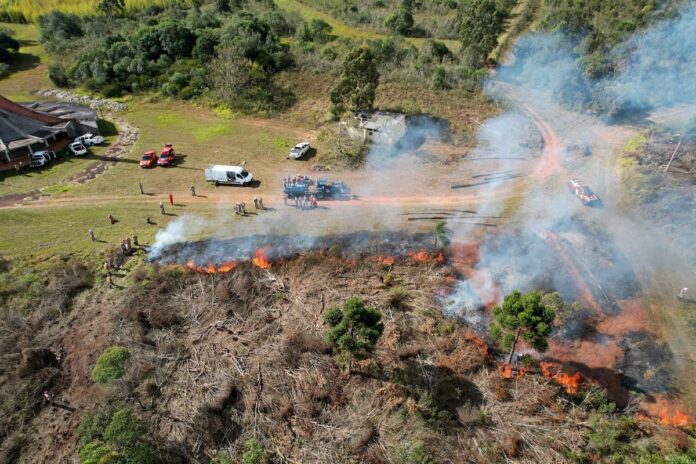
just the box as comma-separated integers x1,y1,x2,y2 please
78,408,156,464
324,296,384,373
91,346,130,384
330,46,380,116
488,290,555,364
384,1,414,36
459,0,508,66
97,0,125,17
298,19,333,43
434,221,451,247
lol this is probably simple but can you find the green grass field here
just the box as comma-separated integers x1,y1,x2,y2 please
276,0,461,52
0,0,179,22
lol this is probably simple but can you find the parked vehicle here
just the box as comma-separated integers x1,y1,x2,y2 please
157,144,176,167
283,177,352,200
315,178,351,200
288,142,311,160
568,178,600,206
69,142,88,156
140,151,157,168
34,150,56,162
29,152,52,168
75,133,105,146
205,165,254,186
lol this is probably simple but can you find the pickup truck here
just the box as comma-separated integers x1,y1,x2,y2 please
75,133,105,146
288,142,311,160
69,142,88,156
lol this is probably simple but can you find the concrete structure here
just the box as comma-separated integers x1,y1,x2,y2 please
355,111,407,145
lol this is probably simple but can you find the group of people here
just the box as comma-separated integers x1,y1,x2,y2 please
292,194,318,209
235,197,265,215
282,175,310,188
119,236,137,256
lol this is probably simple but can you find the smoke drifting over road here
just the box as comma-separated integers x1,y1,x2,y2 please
148,3,696,409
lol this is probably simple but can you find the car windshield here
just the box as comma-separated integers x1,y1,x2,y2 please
241,170,249,177
142,155,151,160
159,153,169,158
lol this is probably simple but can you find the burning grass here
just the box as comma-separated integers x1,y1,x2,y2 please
3,245,694,462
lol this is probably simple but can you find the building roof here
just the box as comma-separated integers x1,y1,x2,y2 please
22,101,97,123
0,95,77,153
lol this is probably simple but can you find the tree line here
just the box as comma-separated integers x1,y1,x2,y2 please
36,0,515,115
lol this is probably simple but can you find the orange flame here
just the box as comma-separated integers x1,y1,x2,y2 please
465,333,489,356
540,362,582,394
253,247,272,269
376,255,395,266
408,250,444,263
498,363,513,378
642,398,693,427
185,260,237,274
498,363,529,379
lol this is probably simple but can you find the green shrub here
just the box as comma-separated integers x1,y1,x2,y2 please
78,440,116,464
48,63,70,87
242,437,266,464
91,346,130,384
398,441,432,464
104,408,145,447
78,408,156,464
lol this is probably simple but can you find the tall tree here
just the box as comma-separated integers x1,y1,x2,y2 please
324,297,384,373
384,0,414,36
488,290,555,364
459,0,507,66
330,46,380,116
97,0,125,17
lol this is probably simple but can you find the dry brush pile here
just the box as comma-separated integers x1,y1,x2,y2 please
2,253,693,463
101,253,619,463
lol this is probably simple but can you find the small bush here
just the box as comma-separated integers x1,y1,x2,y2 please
242,437,266,464
91,346,130,384
48,63,70,87
387,286,410,310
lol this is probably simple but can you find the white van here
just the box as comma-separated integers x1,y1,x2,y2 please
204,165,254,186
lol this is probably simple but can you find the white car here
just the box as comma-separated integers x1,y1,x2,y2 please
75,133,105,146
69,142,88,156
288,142,311,159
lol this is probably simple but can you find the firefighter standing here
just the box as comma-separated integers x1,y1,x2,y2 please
190,185,196,197
159,202,165,215
139,182,144,195
88,229,96,241
169,193,174,206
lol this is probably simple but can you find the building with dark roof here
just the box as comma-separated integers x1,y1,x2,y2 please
0,95,98,171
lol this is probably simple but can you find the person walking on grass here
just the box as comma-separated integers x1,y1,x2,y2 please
190,185,196,197
159,202,165,215
169,193,174,206
88,229,96,241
